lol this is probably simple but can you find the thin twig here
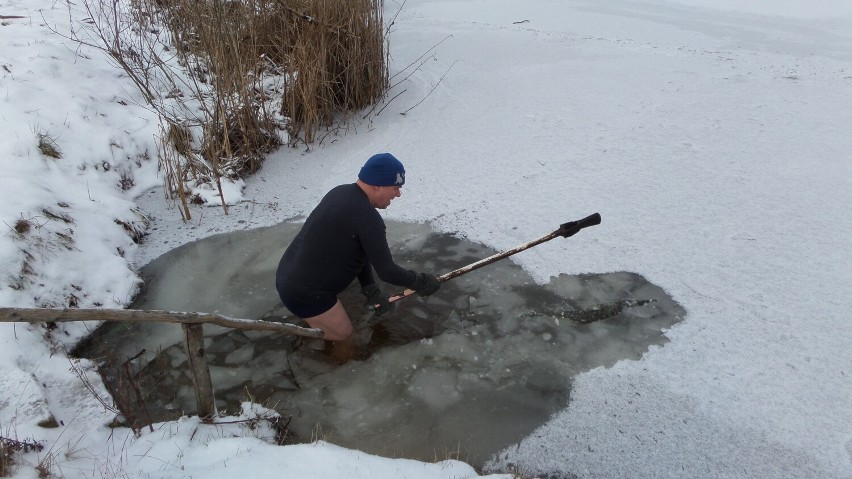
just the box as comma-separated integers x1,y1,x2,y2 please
367,88,406,118
389,35,451,86
67,357,119,414
401,60,456,115
123,358,155,432
383,0,407,36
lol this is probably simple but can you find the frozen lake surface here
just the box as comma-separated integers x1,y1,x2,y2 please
74,220,685,466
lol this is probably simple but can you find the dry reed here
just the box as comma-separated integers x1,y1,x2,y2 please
144,0,388,209
275,0,388,143
156,0,388,146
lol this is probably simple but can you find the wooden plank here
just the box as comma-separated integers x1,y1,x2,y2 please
0,307,324,338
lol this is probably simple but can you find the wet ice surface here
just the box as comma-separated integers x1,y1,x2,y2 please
73,221,685,467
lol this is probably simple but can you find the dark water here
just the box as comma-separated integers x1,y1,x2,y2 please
73,221,685,467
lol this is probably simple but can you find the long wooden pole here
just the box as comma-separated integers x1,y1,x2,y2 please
0,307,324,338
386,213,602,304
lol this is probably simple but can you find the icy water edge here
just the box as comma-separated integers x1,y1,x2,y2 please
73,220,685,467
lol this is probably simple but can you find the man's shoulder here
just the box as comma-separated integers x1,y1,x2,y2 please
322,182,353,194
325,183,363,202
320,183,372,212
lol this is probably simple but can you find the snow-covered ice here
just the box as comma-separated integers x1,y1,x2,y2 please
1,0,851,477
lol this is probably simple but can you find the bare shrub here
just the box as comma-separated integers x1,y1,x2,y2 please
154,0,284,173
57,0,277,214
0,437,45,478
57,0,388,215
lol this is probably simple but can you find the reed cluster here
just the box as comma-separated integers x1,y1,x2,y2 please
146,0,388,165
276,0,388,143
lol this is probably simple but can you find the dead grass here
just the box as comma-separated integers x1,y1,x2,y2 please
35,453,54,479
166,122,193,159
39,208,73,224
0,437,45,478
13,219,31,236
36,132,61,159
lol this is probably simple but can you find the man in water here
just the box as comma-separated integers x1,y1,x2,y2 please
275,153,441,354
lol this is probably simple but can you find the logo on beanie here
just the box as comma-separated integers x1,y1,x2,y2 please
359,153,406,186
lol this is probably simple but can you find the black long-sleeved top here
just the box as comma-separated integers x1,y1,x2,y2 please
276,183,416,301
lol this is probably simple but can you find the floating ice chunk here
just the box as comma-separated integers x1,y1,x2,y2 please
208,366,247,390
542,332,553,341
253,350,289,367
168,348,185,368
408,369,460,409
225,344,255,365
626,300,658,319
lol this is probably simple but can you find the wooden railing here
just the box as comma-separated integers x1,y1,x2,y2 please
0,308,323,422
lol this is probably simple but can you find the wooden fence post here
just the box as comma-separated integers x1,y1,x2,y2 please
182,323,216,422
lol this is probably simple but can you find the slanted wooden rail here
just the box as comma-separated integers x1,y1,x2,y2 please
0,307,323,422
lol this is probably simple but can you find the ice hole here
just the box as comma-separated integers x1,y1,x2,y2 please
72,220,685,467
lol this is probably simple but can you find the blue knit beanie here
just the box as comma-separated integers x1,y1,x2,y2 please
358,153,406,186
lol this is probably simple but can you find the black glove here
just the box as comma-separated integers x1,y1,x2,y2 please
411,272,441,297
362,283,394,316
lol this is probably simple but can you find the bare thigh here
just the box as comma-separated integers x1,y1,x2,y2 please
303,299,353,341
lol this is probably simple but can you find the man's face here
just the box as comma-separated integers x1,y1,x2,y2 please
373,185,401,209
